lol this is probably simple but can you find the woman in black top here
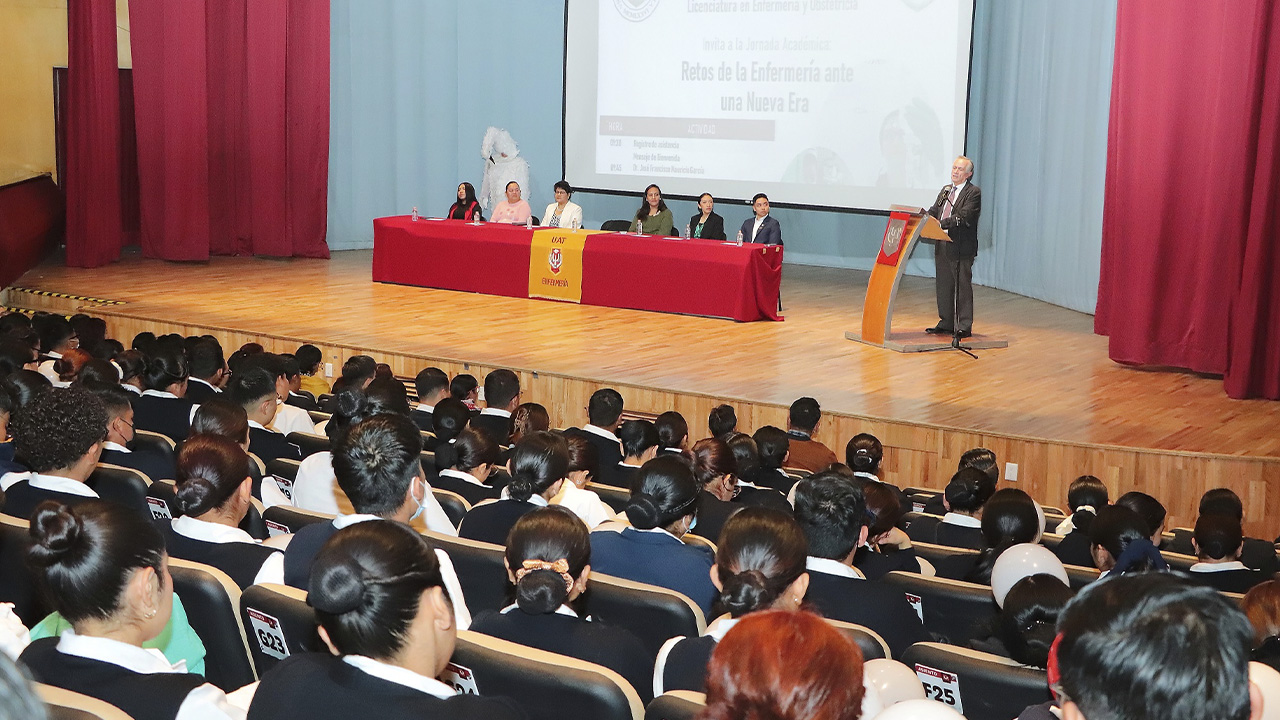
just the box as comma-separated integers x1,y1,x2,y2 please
687,193,726,240
132,349,196,441
434,427,502,506
470,506,652,701
458,431,568,545
447,182,484,221
249,521,524,719
935,488,1041,584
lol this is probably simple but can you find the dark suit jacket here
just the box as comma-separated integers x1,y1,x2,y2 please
100,447,176,484
927,182,982,258
596,462,640,490
132,394,196,441
471,413,512,446
248,426,302,465
410,408,435,433
458,499,539,545
433,472,501,506
1052,529,1095,568
854,547,922,580
565,427,624,472
183,380,220,404
689,212,726,241
689,492,741,544
738,215,782,246
590,527,717,617
804,565,930,658
285,391,320,412
1187,566,1268,594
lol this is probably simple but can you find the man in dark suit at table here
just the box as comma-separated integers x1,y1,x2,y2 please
926,156,982,339
738,193,782,246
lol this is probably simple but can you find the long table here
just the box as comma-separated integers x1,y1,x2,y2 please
371,217,784,321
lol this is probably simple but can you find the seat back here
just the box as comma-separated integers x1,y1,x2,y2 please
432,489,471,528
681,533,716,554
36,684,134,720
0,514,49,626
307,410,331,425
1042,512,1068,534
261,505,334,536
285,432,329,458
144,479,178,521
167,558,257,690
900,642,1052,720
587,482,630,514
644,691,706,720
86,463,151,515
422,530,509,614
903,488,941,513
912,541,979,569
601,219,632,232
1161,550,1197,572
881,571,997,646
1062,563,1100,589
132,429,177,467
903,512,942,543
1167,527,1194,555
587,572,707,658
826,618,890,660
445,630,643,720
238,583,322,677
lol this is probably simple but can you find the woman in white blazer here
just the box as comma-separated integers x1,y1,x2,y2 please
542,180,584,229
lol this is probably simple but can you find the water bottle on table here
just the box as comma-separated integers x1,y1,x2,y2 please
526,215,532,229
736,230,744,246
410,206,418,222
685,223,691,239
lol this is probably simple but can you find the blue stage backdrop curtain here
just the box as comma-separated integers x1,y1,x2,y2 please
327,0,1114,315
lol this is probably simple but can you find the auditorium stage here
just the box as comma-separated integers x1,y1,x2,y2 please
7,250,1279,533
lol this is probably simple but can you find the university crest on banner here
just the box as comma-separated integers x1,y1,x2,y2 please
528,228,595,302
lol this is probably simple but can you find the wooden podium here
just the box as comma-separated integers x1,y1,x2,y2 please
845,205,1009,353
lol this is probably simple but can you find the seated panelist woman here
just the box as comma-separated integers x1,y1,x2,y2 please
688,193,726,240
542,181,583,229
628,184,674,236
489,181,532,224
447,182,484,221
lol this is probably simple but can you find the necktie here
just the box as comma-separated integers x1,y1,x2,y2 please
942,187,957,220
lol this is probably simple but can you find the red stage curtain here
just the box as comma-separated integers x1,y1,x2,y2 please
64,0,122,267
1096,0,1280,399
129,0,330,261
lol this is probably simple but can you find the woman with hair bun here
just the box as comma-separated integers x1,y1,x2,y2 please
247,521,523,720
50,348,92,388
470,507,651,701
458,431,568,545
19,500,241,720
329,355,377,395
164,434,283,588
114,349,147,395
654,506,809,695
132,348,196,441
590,455,717,616
845,433,883,481
687,437,742,543
550,434,614,529
936,487,1040,584
435,427,502,506
932,466,998,549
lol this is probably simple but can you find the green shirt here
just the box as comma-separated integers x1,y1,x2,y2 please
30,593,207,675
629,208,674,236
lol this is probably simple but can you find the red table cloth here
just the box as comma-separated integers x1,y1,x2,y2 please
371,217,783,321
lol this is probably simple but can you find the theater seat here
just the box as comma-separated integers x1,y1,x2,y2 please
881,571,996,646
239,583,322,677
644,691,706,720
587,482,630,514
422,529,508,615
144,480,178,520
0,514,49,626
1161,550,1197,573
261,505,334,535
912,541,978,571
681,534,716,554
131,429,177,467
168,558,257,691
432,488,471,528
306,410,330,425
35,683,133,720
826,618,890,660
1062,563,1100,589
87,463,151,516
588,572,707,658
1042,512,1068,534
286,432,330,458
265,458,302,504
903,512,942,543
900,642,1052,720
447,629,644,720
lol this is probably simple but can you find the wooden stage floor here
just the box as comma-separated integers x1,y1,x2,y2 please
10,249,1278,461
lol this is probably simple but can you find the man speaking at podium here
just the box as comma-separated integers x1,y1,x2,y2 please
925,156,982,339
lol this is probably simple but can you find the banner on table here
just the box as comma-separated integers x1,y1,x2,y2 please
528,228,597,302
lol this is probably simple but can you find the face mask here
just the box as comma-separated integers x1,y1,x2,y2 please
409,478,426,523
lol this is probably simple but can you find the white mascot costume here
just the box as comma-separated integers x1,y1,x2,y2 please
479,127,531,212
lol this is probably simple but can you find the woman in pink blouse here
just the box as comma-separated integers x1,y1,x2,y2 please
489,181,532,224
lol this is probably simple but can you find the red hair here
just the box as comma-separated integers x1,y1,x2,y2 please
691,437,736,486
699,610,864,720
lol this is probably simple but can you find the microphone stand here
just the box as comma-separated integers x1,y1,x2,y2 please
919,331,979,359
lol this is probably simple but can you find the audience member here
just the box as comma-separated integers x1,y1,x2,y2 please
724,433,790,511
429,397,472,467
656,507,809,694
845,433,884,481
629,184,674,235
688,437,743,543
449,373,479,411
598,419,657,489
1052,475,1109,567
1114,490,1167,545
90,384,175,483
34,315,76,382
114,349,147,395
165,434,284,588
751,425,792,492
1,369,50,411
49,348,91,387
783,397,837,472
972,574,1072,668
74,358,120,387
701,611,862,720
459,431,568,545
411,367,450,432
289,387,374,515
0,337,38,378
2,387,110,520
565,388,625,470
707,404,737,439
470,506,651,700
184,338,226,403
471,369,520,443
509,402,550,446
918,466,996,550
1048,573,1261,720
435,428,502,505
1195,488,1278,574
0,390,19,477
655,411,689,454
1089,504,1168,577
936,488,1040,584
228,364,301,466
294,344,329,399
1187,514,1266,593
792,472,927,657
249,521,522,719
854,481,923,579
20,500,240,719
279,354,320,412
1243,580,1280,672
590,455,715,616
550,434,613,528
331,355,377,395
239,354,315,436
133,349,196,441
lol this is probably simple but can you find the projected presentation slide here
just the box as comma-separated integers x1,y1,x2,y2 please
564,0,974,211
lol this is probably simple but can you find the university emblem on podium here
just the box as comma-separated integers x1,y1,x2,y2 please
882,221,904,255
548,247,563,274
